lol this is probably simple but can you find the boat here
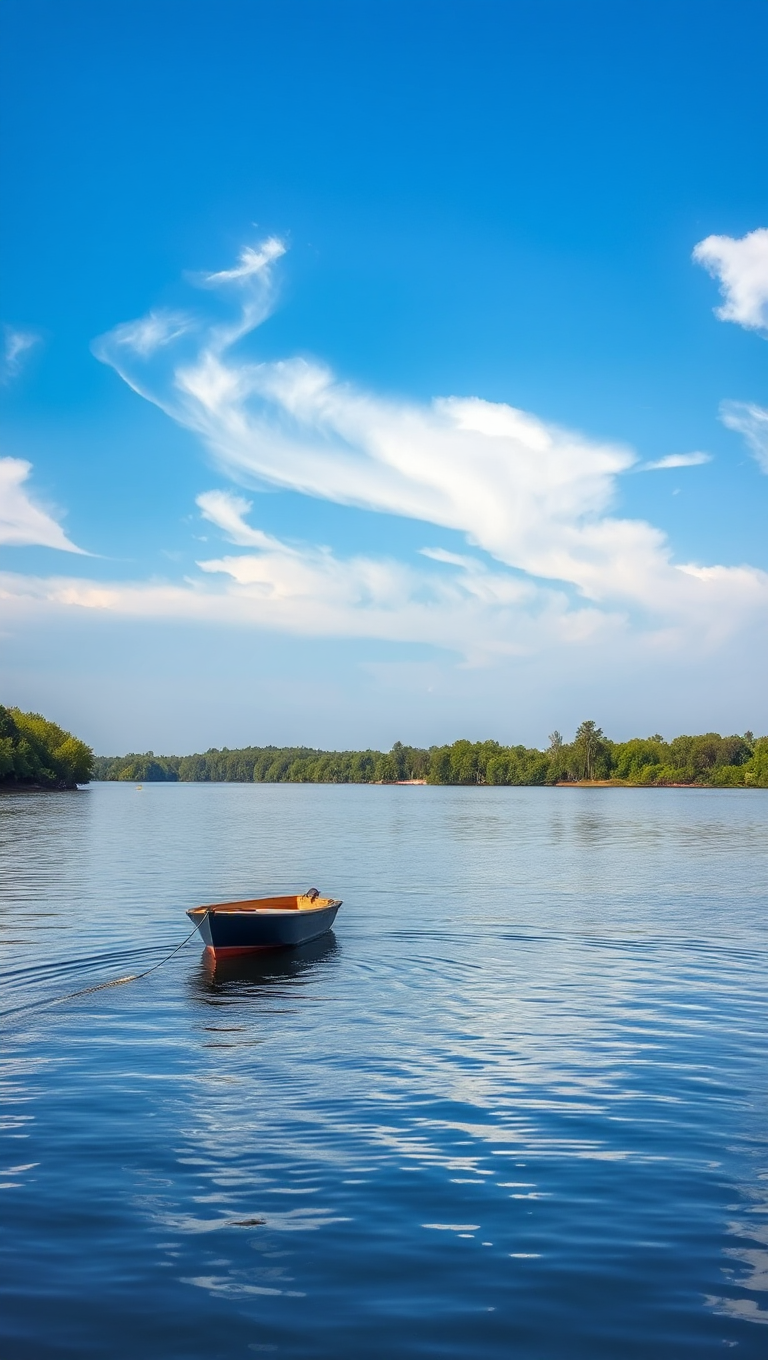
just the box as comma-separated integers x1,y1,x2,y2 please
186,888,342,959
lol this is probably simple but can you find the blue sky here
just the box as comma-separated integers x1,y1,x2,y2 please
1,0,767,754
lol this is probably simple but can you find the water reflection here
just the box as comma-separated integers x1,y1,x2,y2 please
2,784,768,1359
189,932,340,1002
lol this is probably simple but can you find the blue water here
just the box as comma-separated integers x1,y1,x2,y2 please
1,783,767,1358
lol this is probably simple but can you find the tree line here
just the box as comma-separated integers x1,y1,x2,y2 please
4,705,763,791
93,722,768,788
0,705,94,789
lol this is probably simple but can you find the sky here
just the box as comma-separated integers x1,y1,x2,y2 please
1,0,767,755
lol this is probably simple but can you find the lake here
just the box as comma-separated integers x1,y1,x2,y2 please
1,782,767,1358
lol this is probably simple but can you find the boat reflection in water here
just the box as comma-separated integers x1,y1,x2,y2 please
190,930,340,1002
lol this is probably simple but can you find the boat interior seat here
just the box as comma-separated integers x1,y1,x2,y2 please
195,895,334,914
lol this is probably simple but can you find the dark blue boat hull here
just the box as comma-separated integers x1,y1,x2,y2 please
188,903,341,957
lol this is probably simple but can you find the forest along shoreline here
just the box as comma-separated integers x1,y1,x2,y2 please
93,722,767,789
0,705,93,790
3,706,766,791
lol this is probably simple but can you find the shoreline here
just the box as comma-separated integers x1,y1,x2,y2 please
71,779,764,792
554,780,719,789
0,782,83,794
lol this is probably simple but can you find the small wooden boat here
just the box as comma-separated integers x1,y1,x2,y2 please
186,889,342,959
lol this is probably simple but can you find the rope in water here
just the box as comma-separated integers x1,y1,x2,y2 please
15,916,207,1015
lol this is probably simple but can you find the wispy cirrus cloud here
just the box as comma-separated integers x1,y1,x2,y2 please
104,309,193,359
0,457,87,553
189,486,558,662
720,400,768,475
638,452,712,471
693,227,768,334
200,237,286,289
88,237,768,655
0,537,596,666
1,498,765,671
1,325,40,383
196,489,287,551
190,494,767,653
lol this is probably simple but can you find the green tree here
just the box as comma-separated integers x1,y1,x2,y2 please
0,705,93,788
572,721,608,781
613,737,666,782
744,738,768,788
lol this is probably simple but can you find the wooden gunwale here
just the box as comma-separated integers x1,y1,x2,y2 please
188,895,340,916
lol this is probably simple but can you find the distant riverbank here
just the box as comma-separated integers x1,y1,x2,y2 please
93,725,768,789
4,704,765,791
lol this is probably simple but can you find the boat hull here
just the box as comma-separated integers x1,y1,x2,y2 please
187,902,341,958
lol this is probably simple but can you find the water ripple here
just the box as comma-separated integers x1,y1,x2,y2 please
1,783,767,1358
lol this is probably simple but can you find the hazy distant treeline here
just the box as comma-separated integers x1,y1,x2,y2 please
0,705,94,789
93,723,768,787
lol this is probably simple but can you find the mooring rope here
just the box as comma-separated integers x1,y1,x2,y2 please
7,916,206,1018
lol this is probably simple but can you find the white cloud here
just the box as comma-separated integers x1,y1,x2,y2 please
202,237,286,287
77,238,768,663
1,325,40,383
639,452,712,471
1,492,765,676
195,538,547,658
0,458,87,553
104,309,192,359
720,400,768,475
95,242,645,599
692,231,768,478
693,227,768,333
0,545,590,665
196,489,287,550
3,486,569,662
